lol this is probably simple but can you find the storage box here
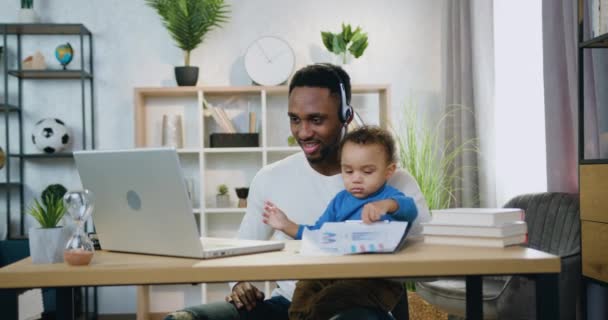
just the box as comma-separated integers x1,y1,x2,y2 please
209,133,259,148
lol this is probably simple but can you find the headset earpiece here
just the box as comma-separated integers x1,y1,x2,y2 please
338,82,353,123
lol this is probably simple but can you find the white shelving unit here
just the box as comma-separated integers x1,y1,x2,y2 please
133,84,390,305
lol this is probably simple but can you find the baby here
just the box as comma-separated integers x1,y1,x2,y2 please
263,126,418,320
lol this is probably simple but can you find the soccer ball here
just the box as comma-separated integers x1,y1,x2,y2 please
31,118,71,153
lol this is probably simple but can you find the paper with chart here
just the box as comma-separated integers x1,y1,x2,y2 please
300,221,409,256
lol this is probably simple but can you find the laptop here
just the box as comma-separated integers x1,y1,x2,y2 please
73,148,285,259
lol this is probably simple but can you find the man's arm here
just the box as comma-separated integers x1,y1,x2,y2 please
388,170,431,235
236,168,275,240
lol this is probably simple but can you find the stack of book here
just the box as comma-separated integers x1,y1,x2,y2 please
422,208,528,247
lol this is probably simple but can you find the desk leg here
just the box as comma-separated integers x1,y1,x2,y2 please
137,285,150,320
56,287,75,320
536,273,559,320
0,289,18,320
465,275,482,320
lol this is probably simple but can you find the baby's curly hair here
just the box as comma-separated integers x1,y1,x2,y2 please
339,126,397,164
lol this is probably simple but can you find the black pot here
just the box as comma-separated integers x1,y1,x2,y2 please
174,66,199,86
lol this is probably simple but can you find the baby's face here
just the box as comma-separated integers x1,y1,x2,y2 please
340,142,396,199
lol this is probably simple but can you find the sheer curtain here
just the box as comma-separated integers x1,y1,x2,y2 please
443,0,480,207
542,0,578,193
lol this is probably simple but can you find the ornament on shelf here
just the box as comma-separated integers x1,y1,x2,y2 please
31,118,72,154
55,43,73,70
22,51,47,70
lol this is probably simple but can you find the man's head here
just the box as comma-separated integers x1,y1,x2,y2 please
287,64,353,174
339,126,397,199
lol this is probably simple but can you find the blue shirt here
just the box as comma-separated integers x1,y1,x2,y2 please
295,183,418,239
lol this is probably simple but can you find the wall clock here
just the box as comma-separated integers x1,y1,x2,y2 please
244,36,295,86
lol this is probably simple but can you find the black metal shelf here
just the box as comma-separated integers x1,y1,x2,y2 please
9,153,74,159
579,159,608,165
0,23,91,35
0,104,20,112
0,182,21,188
8,70,92,79
579,32,608,48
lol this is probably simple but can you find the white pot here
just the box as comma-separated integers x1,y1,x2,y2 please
216,194,231,208
28,227,70,264
18,8,39,23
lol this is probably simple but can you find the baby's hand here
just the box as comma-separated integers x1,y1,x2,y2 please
361,200,389,224
262,201,291,231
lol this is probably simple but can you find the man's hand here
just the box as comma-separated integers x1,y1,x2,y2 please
361,199,398,224
225,281,264,311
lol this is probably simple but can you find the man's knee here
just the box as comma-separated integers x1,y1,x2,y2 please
328,307,394,320
163,301,239,320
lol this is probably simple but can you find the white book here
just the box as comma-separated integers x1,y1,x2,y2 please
422,221,527,238
424,234,527,248
430,208,524,226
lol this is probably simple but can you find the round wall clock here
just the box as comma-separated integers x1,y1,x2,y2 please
244,36,295,86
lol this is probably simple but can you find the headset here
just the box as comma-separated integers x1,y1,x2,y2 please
317,63,354,123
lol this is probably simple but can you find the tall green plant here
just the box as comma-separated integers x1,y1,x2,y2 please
146,0,230,66
393,103,478,210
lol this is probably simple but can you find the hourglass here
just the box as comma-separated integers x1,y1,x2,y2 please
63,189,95,266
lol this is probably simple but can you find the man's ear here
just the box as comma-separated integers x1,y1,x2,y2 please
386,163,397,179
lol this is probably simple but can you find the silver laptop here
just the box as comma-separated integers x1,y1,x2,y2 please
73,148,284,259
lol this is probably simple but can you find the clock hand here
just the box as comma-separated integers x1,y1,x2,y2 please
268,50,289,63
255,42,271,63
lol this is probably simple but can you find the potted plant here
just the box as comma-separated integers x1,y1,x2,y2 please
216,183,230,208
321,23,368,65
27,184,70,264
146,0,230,86
18,0,39,23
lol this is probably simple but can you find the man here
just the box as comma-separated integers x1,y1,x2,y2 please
165,64,430,320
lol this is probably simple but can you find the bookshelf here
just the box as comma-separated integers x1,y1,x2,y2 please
133,84,391,304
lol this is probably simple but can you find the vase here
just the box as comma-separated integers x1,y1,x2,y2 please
216,194,230,208
18,8,39,23
174,66,199,86
28,227,70,264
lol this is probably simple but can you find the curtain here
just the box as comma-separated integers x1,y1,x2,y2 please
443,0,480,207
542,0,579,193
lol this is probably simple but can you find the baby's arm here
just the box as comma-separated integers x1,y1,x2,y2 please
262,201,299,238
361,194,417,224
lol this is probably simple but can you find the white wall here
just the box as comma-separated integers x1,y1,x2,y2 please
0,0,444,314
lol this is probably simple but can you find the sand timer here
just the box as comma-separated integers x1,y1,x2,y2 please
63,189,95,266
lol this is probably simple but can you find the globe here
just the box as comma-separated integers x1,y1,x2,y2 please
55,43,73,70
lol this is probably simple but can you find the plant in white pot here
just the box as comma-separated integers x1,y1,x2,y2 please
321,23,368,65
27,184,70,264
19,0,39,23
146,0,230,86
216,183,230,208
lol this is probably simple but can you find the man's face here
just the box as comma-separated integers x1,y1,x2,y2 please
341,142,396,199
288,87,343,164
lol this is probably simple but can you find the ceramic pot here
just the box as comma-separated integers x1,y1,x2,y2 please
175,66,199,86
28,227,70,264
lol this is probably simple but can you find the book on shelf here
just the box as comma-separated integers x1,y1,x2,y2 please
423,234,527,248
422,220,527,238
430,208,524,226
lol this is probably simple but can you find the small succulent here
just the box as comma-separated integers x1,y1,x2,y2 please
217,184,229,196
21,0,34,9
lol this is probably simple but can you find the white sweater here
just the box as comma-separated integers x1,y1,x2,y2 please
235,152,430,301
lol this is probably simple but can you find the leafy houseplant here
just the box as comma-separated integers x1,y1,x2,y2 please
216,183,230,208
321,23,369,64
27,184,71,264
21,0,33,8
146,0,230,86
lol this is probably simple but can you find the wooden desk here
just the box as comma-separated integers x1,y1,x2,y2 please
0,239,561,320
